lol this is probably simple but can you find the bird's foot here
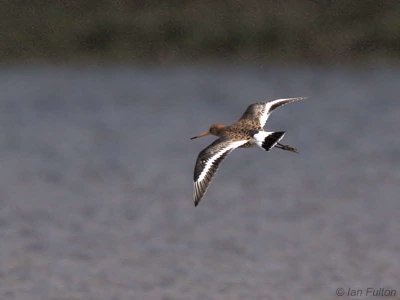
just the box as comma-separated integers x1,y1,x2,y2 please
276,143,298,153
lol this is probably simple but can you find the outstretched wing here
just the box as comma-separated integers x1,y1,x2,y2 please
193,138,248,206
240,97,306,128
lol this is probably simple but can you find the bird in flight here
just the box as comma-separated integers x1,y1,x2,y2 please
190,97,306,206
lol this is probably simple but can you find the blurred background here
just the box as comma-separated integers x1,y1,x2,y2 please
0,1,399,300
1,1,400,63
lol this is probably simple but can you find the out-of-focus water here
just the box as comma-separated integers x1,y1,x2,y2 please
0,64,399,300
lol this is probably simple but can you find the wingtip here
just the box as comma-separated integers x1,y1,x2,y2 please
265,96,308,107
280,96,308,102
194,191,199,207
288,96,308,102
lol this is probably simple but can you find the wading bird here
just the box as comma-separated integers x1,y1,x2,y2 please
191,97,306,206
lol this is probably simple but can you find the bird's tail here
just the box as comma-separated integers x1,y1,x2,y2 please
253,131,285,151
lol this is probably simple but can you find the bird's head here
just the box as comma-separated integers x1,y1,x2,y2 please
190,123,225,140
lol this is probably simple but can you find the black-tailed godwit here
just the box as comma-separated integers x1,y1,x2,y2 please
191,97,306,206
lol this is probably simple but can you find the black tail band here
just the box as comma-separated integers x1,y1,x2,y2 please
262,131,285,151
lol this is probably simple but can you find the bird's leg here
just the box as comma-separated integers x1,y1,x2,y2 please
276,142,298,153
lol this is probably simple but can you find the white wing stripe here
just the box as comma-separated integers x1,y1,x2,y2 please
196,140,247,183
260,97,305,127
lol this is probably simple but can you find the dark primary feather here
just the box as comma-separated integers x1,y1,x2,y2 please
269,97,305,111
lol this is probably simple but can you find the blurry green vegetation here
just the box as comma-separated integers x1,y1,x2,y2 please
1,0,399,63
